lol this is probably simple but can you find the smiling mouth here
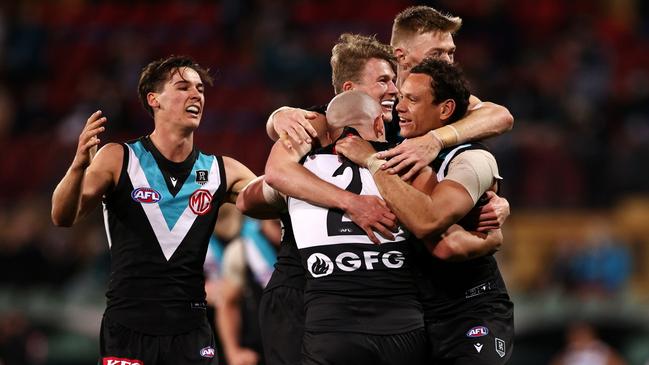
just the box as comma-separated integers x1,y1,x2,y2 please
186,105,201,115
381,100,395,110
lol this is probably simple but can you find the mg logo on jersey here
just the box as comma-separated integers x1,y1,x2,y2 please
200,346,215,358
102,357,143,365
131,187,161,204
307,253,334,277
466,326,490,338
306,250,404,278
190,189,212,215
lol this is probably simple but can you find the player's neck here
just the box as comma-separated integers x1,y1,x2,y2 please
149,128,194,162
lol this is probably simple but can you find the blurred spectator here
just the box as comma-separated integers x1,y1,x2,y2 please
0,312,47,365
550,322,626,365
218,217,281,365
550,224,631,296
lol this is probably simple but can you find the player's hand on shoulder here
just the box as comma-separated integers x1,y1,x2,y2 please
344,195,397,244
272,107,320,148
375,132,442,181
72,110,107,171
335,135,376,167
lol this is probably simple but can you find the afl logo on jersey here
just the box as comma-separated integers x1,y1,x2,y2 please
131,187,162,204
466,326,489,338
307,253,334,278
190,189,212,215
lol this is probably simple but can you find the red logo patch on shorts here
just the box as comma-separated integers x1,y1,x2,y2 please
102,357,144,365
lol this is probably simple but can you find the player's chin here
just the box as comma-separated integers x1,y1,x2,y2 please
399,125,415,138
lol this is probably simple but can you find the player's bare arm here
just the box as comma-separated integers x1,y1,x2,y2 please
265,106,320,147
265,126,397,244
52,110,120,227
336,135,505,260
336,135,497,241
430,226,503,262
377,96,514,180
235,176,285,220
223,156,257,205
217,247,260,365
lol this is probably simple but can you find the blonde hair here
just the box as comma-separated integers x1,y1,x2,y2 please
391,6,462,47
330,33,396,94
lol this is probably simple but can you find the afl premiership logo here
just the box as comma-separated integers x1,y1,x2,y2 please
189,189,212,215
307,253,334,278
131,187,161,203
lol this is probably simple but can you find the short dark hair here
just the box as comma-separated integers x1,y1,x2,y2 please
410,58,470,124
137,55,213,117
330,33,396,94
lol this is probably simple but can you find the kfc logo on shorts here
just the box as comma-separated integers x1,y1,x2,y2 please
103,357,143,365
466,326,489,338
307,253,334,278
131,187,161,204
189,189,212,215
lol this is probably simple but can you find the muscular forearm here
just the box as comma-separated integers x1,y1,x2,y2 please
429,225,503,262
265,141,354,211
265,159,354,211
236,176,283,219
51,166,86,227
372,170,465,239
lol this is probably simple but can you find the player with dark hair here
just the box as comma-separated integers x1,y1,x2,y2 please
337,58,514,365
52,55,256,364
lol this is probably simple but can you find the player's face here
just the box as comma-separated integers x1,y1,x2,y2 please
397,31,456,88
155,67,205,129
396,73,443,138
352,58,398,123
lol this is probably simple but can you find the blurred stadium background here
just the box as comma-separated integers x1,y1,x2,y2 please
1,0,648,364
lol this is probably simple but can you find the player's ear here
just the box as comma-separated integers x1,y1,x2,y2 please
393,47,406,65
373,115,385,139
341,81,354,92
440,99,456,123
147,92,160,109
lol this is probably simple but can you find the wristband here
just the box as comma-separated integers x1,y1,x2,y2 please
431,125,460,148
366,155,387,174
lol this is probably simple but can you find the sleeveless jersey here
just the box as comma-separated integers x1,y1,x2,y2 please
288,135,423,335
102,136,227,335
420,143,510,319
264,214,305,291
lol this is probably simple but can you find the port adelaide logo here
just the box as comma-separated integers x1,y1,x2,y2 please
131,187,162,203
196,170,209,185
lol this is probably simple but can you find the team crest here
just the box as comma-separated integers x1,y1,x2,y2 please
196,170,209,185
189,189,212,215
495,337,506,358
